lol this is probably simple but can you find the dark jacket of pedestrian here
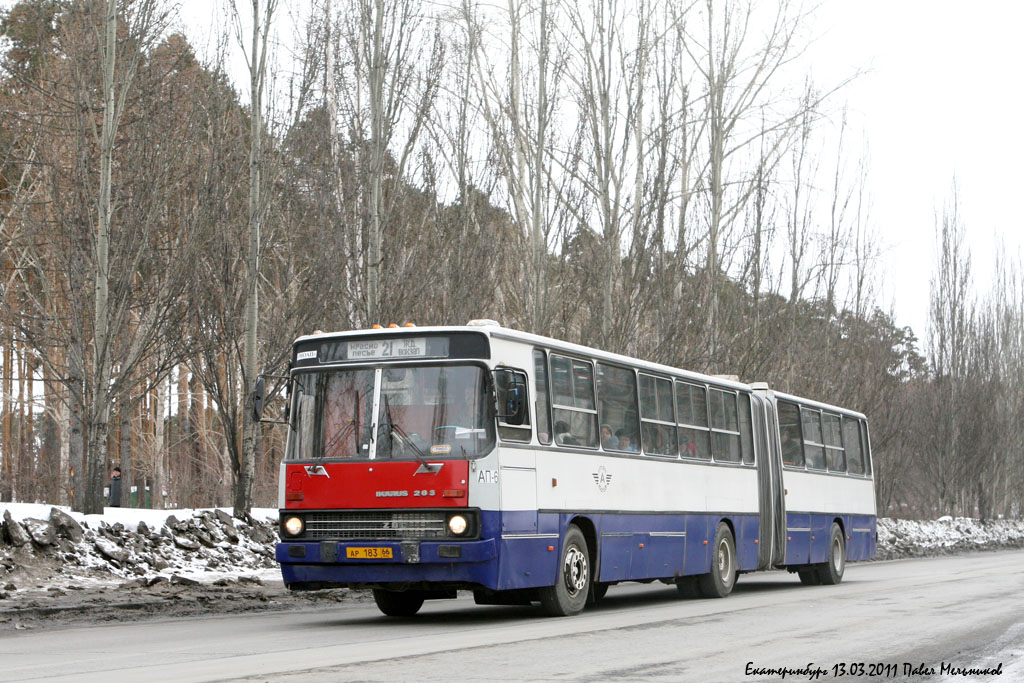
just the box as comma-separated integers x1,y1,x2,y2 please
109,469,122,508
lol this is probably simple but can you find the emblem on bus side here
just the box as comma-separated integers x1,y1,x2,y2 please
592,466,612,492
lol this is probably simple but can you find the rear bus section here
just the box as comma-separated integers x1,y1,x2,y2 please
759,390,877,585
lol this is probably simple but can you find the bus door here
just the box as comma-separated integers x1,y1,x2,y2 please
494,368,538,535
752,390,786,568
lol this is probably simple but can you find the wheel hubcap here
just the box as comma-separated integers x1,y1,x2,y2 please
832,538,843,572
564,546,588,597
718,539,732,585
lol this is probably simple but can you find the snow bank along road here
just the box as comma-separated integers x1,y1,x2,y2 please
1,551,1021,683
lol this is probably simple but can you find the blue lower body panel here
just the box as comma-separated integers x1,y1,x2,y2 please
276,511,770,591
593,513,759,583
784,513,877,567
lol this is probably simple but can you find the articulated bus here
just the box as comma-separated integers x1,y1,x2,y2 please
268,321,876,617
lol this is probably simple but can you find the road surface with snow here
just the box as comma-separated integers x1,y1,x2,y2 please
1,550,1020,683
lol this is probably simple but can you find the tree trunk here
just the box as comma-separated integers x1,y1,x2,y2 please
120,398,132,507
81,0,119,515
367,0,385,324
85,419,108,512
238,0,274,518
153,376,166,510
68,348,85,510
1,337,11,502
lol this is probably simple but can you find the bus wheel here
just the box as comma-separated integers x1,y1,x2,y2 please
816,523,846,585
698,523,736,598
798,569,821,585
588,581,609,605
373,589,425,617
539,525,590,616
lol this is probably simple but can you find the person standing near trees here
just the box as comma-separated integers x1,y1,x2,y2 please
109,467,122,508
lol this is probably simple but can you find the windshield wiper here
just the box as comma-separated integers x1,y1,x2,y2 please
382,394,434,468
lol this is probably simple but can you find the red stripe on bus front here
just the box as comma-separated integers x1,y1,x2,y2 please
283,461,470,509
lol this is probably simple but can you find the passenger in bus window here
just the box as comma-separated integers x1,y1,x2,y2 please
601,424,617,450
780,429,802,466
616,429,638,452
680,431,697,457
555,421,579,446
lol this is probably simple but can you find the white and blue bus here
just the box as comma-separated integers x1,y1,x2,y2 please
270,322,876,616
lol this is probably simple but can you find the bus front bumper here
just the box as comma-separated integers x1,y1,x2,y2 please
276,538,498,588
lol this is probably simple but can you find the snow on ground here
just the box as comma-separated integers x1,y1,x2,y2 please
876,516,1024,559
0,504,1022,596
0,502,282,595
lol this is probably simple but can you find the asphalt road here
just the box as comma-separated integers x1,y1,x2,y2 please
2,551,1021,683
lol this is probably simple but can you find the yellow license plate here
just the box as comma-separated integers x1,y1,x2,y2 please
346,547,393,559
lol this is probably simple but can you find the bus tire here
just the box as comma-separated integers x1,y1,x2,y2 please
698,523,736,598
373,589,425,617
539,525,590,616
798,569,821,585
816,523,846,585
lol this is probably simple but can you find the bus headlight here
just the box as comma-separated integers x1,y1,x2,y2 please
283,516,304,536
447,514,468,535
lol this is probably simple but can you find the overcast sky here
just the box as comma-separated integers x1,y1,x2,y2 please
807,0,1024,341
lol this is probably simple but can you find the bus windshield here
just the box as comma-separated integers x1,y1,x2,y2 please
288,364,495,461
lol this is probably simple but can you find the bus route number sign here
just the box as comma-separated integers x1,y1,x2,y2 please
348,337,427,360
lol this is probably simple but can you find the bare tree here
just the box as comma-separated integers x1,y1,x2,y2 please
227,0,278,516
926,186,973,515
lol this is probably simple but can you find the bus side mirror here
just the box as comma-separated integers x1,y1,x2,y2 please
252,376,266,422
495,369,527,426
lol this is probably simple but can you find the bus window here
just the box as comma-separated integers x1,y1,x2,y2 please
777,400,804,467
573,361,596,410
598,363,640,453
550,355,598,448
710,389,741,463
639,373,677,456
675,381,711,459
534,350,552,445
801,407,826,470
496,369,531,443
322,370,375,458
861,420,873,475
823,412,845,472
551,355,573,406
843,416,864,474
738,393,754,465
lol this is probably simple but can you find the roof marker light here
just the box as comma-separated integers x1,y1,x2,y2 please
388,323,399,328
372,324,382,329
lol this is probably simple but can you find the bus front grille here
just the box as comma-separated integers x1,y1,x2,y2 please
304,511,450,540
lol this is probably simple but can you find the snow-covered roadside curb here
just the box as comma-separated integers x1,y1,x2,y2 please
876,516,1024,560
